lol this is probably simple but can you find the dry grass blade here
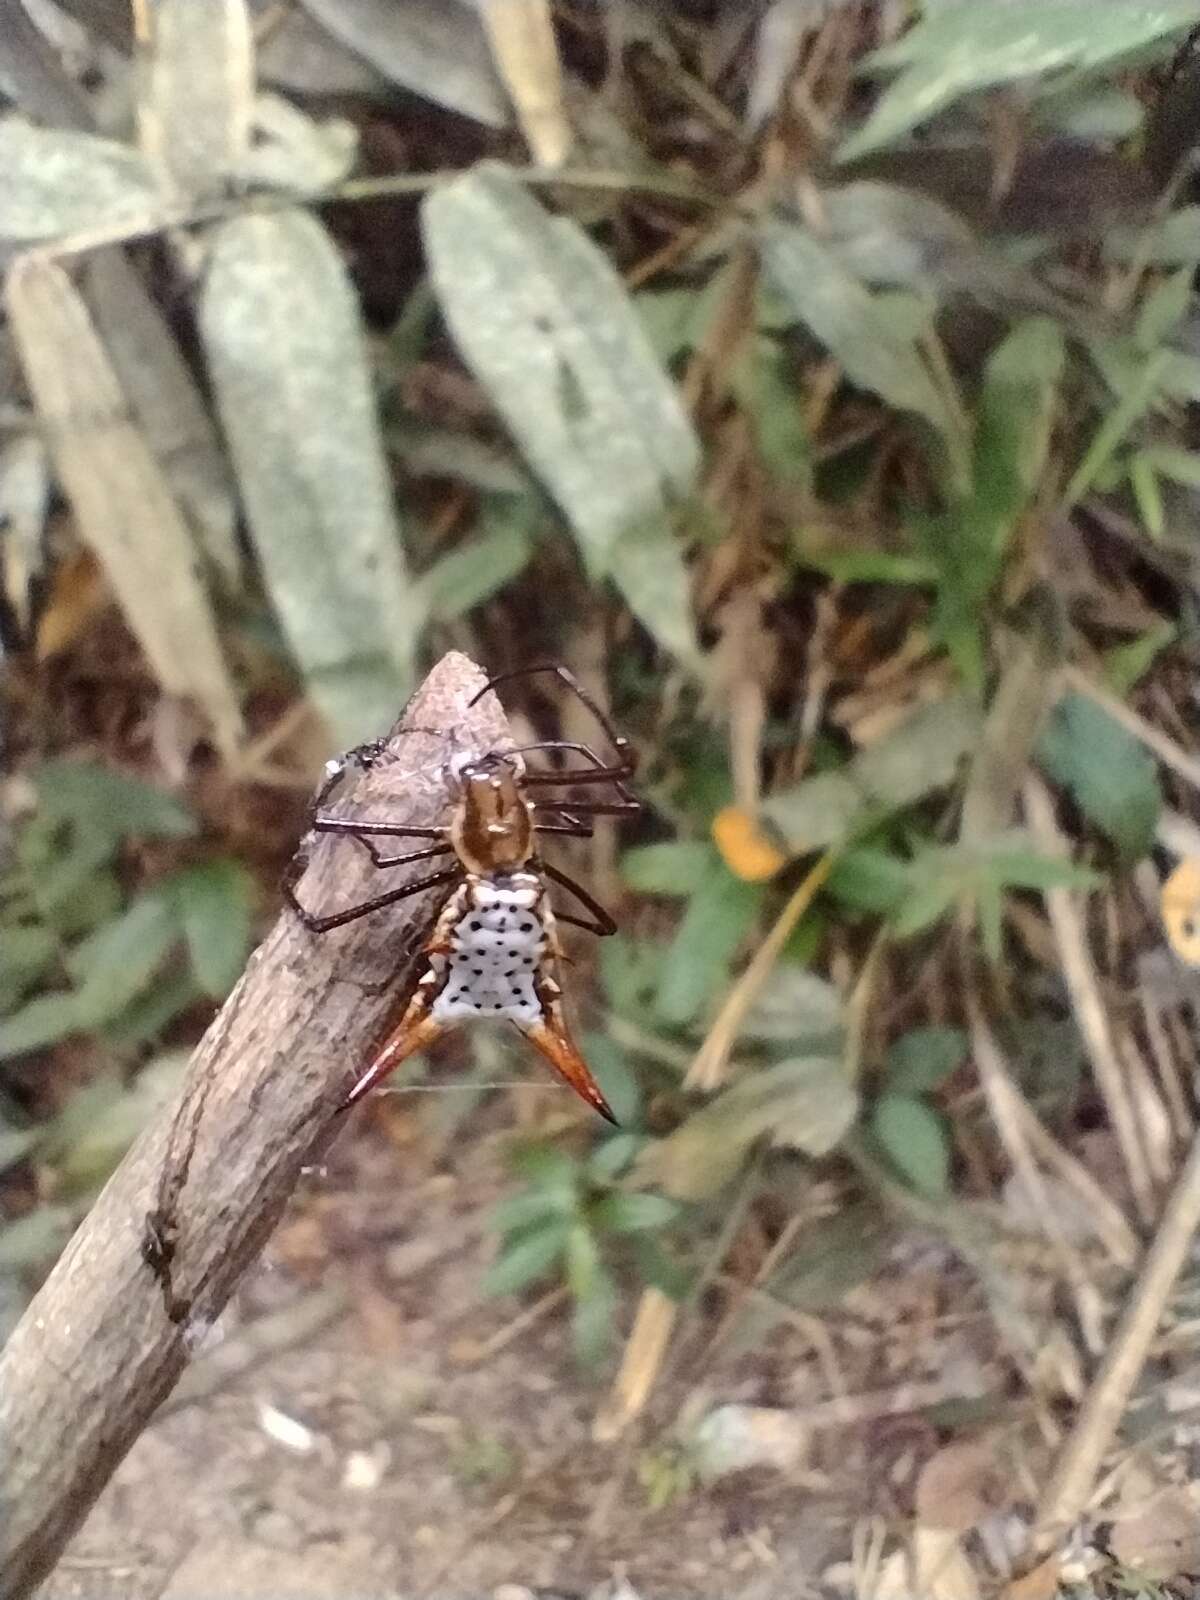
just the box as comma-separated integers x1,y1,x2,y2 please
83,251,239,581
1037,1125,1200,1540
6,255,243,755
686,854,832,1091
137,0,255,199
966,981,1107,1358
1022,773,1156,1225
592,1286,678,1443
478,0,571,167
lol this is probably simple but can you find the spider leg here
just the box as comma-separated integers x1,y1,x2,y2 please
313,815,445,840
286,865,461,935
542,861,617,936
470,664,638,780
533,796,640,816
348,836,455,870
511,742,636,786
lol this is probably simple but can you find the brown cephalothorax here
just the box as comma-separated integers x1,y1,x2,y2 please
284,665,638,1122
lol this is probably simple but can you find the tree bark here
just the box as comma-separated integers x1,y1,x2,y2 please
0,650,509,1600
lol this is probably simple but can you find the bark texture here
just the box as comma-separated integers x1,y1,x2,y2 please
0,650,508,1599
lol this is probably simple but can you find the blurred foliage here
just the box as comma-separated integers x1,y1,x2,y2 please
2,0,1200,1424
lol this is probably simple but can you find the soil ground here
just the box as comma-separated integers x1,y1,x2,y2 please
40,1102,862,1600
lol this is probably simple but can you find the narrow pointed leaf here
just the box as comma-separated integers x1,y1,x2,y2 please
7,259,243,754
299,0,508,126
0,117,161,242
138,0,254,198
199,209,421,743
169,861,255,999
422,164,701,661
759,217,968,489
838,2,1199,162
83,251,240,581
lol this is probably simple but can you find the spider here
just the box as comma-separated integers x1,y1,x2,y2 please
284,665,639,1122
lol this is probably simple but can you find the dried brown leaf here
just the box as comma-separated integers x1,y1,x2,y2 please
6,257,242,753
478,0,572,166
83,251,239,581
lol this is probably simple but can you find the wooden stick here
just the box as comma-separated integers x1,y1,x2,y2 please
0,651,508,1600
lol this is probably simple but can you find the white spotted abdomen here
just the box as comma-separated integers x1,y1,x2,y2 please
430,874,547,1028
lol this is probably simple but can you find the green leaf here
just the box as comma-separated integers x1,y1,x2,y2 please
199,208,419,744
299,0,509,126
798,549,939,585
759,217,968,490
621,841,715,895
888,871,959,940
421,164,701,582
579,1034,643,1126
739,963,844,1049
630,1233,693,1301
1135,266,1194,352
975,845,1103,894
635,1056,859,1201
757,1203,890,1315
654,868,762,1027
0,119,161,242
825,846,913,915
1138,443,1200,489
567,1227,617,1364
1128,451,1165,541
482,1219,568,1296
733,337,811,488
885,1026,967,1094
587,1131,644,1183
101,971,199,1050
34,760,196,843
606,512,703,670
1037,692,1161,859
417,511,532,622
0,925,58,1002
0,992,84,1059
592,1191,680,1234
871,1093,950,1199
509,1141,580,1200
762,694,980,853
67,891,180,1026
1103,622,1177,697
634,285,715,361
47,1054,187,1191
491,1185,577,1236
1107,206,1200,268
169,860,254,999
600,934,667,1017
890,835,1103,943
1066,347,1173,510
838,2,1199,162
853,694,981,809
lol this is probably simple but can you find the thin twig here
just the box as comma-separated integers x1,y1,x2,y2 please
966,981,1107,1358
1037,1126,1200,1537
1022,774,1157,1226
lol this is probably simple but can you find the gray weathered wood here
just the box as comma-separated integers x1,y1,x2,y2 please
0,650,508,1600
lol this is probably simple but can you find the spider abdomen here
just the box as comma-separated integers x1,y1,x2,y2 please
430,872,548,1026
